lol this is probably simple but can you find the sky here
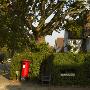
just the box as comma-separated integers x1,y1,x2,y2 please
32,0,83,47
45,11,65,47
26,0,89,47
32,12,65,47
45,30,65,47
45,0,90,47
44,13,72,47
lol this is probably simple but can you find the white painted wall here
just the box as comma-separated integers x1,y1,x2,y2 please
64,31,68,52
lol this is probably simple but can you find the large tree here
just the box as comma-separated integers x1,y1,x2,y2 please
0,0,86,55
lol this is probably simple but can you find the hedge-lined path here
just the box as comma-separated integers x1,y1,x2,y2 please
0,75,90,90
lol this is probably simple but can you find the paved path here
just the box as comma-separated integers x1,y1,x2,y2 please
0,75,10,90
0,75,90,90
0,63,3,74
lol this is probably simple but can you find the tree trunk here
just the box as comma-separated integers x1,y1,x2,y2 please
35,36,45,44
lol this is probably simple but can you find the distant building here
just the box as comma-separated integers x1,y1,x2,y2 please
84,11,90,52
64,31,82,54
54,38,64,52
83,0,90,52
45,30,64,47
45,0,90,52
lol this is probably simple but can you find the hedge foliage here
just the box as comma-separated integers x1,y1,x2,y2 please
10,43,53,79
50,52,90,85
10,46,90,85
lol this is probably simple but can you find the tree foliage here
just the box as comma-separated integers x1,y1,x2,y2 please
64,20,83,38
0,0,86,55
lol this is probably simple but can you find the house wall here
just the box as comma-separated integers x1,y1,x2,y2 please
64,31,68,52
55,38,64,52
45,30,64,47
64,31,82,53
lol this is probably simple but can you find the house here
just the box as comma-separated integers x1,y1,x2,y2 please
64,31,82,54
84,10,90,52
45,0,90,53
83,0,90,52
54,38,64,52
64,9,90,53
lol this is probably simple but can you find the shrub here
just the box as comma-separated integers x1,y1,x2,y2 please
49,52,90,85
10,43,53,80
10,50,32,79
10,50,90,86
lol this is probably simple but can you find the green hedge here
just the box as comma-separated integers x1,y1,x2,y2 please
10,43,53,80
45,52,90,86
10,50,32,79
10,51,90,85
50,53,85,85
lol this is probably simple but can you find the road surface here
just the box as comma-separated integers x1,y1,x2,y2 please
0,75,90,90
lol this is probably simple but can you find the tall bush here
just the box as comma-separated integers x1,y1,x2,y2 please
10,43,53,79
10,48,90,85
50,52,90,85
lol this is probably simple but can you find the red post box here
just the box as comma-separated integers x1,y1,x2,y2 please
21,59,31,80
